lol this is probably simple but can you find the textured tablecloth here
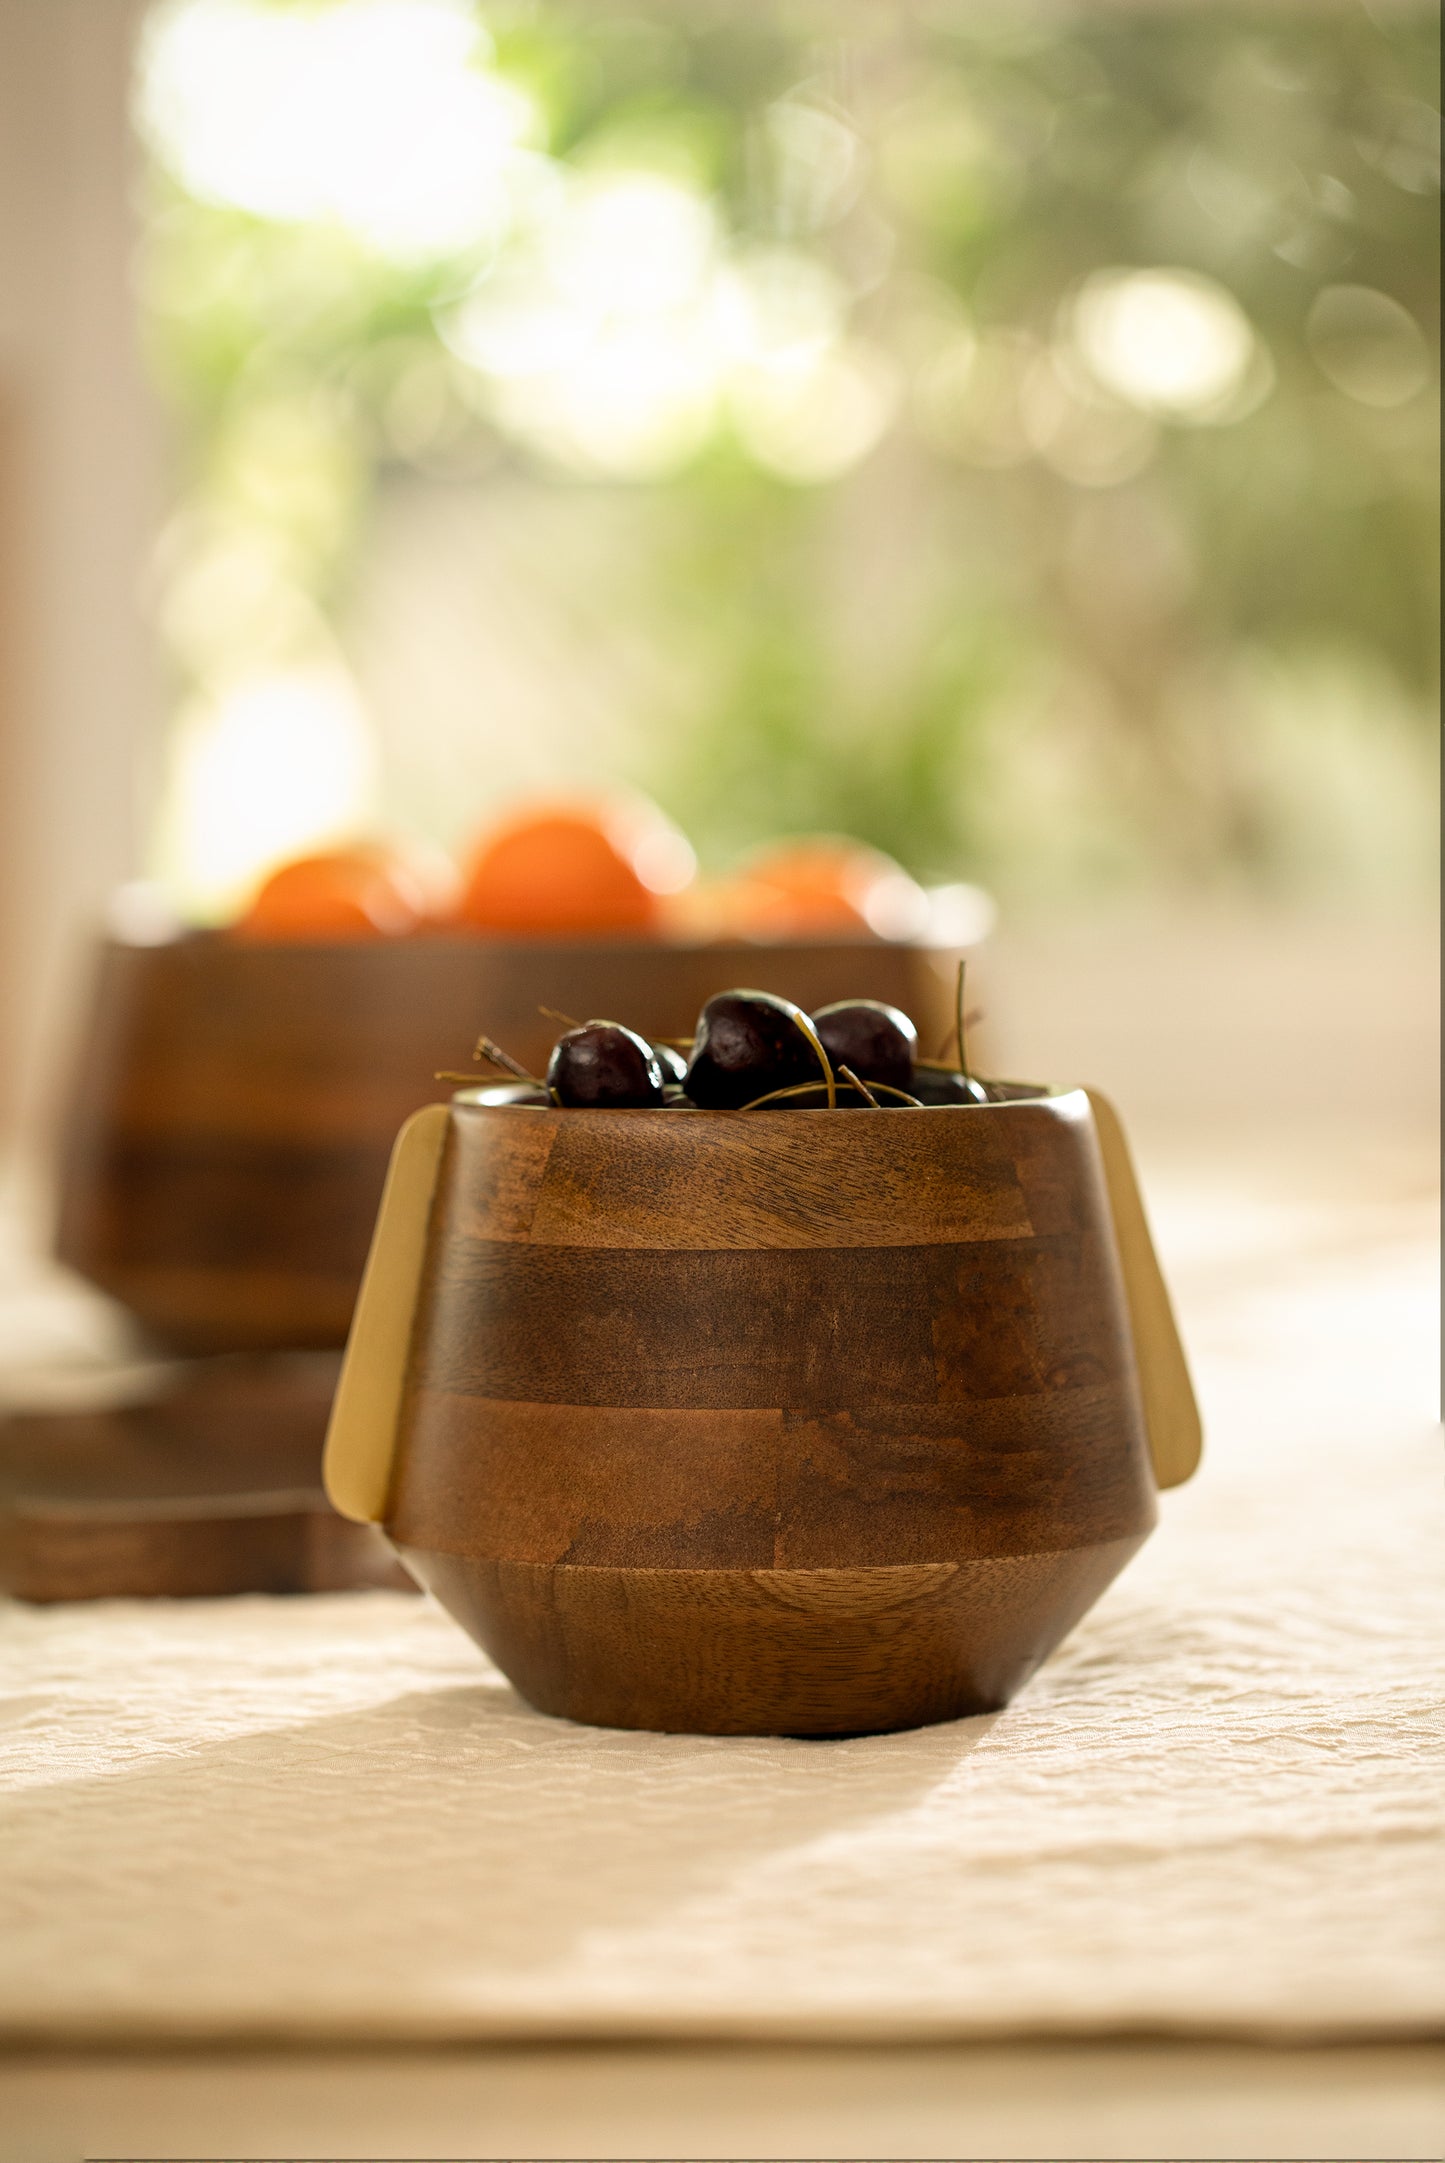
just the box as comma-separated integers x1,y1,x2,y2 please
1,1162,1441,2045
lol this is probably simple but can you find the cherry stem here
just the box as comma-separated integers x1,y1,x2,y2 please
955,959,972,1081
474,1035,541,1085
539,1006,582,1031
838,1064,880,1108
741,1079,860,1110
738,1075,924,1111
790,1010,836,1109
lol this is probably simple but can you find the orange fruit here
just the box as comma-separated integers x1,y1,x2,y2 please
232,848,426,942
710,836,928,941
455,799,693,939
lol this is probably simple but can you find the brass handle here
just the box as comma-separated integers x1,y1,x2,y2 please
1086,1089,1202,1491
323,1103,450,1524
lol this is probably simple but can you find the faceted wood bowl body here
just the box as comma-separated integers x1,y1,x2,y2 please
55,932,972,1354
327,1092,1199,1737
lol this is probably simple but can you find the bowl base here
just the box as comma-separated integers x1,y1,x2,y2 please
396,1539,1146,1737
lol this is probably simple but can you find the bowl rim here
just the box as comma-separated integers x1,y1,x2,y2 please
445,1079,1066,1115
107,925,989,960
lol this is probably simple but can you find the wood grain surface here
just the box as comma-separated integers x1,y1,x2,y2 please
400,1540,1147,1737
0,1357,408,1602
382,1093,1160,1734
55,933,972,1353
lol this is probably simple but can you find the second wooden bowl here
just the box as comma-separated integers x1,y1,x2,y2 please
325,1088,1199,1737
55,932,974,1354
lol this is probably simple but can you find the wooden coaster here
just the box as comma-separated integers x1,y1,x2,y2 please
0,1355,413,1603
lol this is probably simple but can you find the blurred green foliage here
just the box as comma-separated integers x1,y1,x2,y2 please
140,0,1439,898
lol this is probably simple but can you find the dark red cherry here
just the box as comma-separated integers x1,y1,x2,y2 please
684,989,824,1108
911,1067,990,1106
651,1041,689,1087
810,1000,916,1095
914,955,991,1105
547,1021,665,1108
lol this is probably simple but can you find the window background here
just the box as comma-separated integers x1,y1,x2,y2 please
133,0,1439,920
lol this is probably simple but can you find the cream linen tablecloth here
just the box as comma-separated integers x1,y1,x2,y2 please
1,1155,1441,2047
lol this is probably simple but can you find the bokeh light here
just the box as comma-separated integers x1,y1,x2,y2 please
442,171,727,477
731,341,899,485
1306,285,1432,408
1069,270,1260,423
139,0,537,263
152,670,377,917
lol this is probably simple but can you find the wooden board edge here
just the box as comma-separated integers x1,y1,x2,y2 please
322,1103,451,1524
1084,1089,1203,1490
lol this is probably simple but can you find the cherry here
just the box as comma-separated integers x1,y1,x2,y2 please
810,1000,917,1095
547,1021,665,1109
684,989,828,1108
911,1066,990,1106
651,1041,690,1087
909,957,989,1105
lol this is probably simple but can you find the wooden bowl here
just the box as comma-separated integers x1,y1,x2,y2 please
325,1089,1200,1737
55,931,975,1355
